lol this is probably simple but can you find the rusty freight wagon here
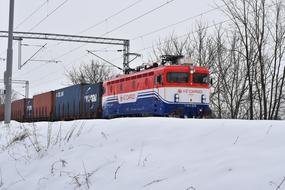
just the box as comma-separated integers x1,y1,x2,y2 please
11,98,33,122
0,104,4,121
33,91,55,121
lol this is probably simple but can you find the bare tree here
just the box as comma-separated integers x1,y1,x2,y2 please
211,28,250,119
221,0,257,119
152,32,190,60
267,1,285,119
222,0,285,119
66,60,115,84
190,22,216,68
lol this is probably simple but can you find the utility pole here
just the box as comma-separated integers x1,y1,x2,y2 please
4,0,15,124
17,38,22,70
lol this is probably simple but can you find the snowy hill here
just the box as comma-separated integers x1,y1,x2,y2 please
0,118,285,190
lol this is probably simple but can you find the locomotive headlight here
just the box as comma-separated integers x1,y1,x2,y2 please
190,67,194,74
189,64,195,74
174,93,179,102
201,94,206,103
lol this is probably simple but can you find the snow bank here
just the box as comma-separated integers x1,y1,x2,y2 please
0,118,284,190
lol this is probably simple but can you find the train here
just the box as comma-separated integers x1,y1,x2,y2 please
0,55,211,122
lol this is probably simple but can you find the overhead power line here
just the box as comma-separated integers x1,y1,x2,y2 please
29,59,61,63
22,43,47,68
103,19,231,64
17,1,221,83
54,1,222,63
101,0,175,36
44,0,144,56
135,20,230,53
51,0,176,61
78,0,144,35
7,31,129,78
87,50,123,71
100,2,280,66
28,0,70,32
37,1,222,81
131,5,225,40
29,53,89,88
57,3,224,65
94,3,223,57
133,1,280,53
15,0,48,30
19,2,280,90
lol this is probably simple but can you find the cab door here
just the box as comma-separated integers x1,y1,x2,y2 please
154,74,163,115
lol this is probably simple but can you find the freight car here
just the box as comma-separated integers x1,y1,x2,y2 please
32,91,55,121
54,83,102,120
0,104,4,121
0,55,211,122
11,98,32,122
81,83,103,118
0,98,32,122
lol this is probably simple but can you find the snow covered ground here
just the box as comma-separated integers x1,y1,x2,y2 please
0,118,284,190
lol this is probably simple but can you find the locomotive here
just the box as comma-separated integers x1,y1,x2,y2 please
0,55,211,122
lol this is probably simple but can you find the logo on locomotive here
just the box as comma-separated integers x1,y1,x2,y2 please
118,93,138,104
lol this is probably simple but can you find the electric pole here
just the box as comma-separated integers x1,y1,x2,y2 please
4,0,15,124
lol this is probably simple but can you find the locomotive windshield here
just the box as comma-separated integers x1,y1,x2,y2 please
193,73,209,84
167,72,189,83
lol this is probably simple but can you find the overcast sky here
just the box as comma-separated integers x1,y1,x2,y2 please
0,0,225,97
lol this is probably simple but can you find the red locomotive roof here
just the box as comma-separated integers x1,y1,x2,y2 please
105,65,209,84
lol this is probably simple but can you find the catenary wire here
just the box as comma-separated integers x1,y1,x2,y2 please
13,0,71,78
23,0,270,89
28,0,71,32
47,0,144,48
52,0,177,61
25,3,228,87
101,0,175,36
90,3,224,56
16,1,220,82
15,0,144,77
12,0,71,78
78,0,144,35
15,0,49,30
131,5,225,40
93,19,231,66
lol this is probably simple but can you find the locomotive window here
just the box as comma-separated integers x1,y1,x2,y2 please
193,73,209,84
155,75,163,84
167,72,189,83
